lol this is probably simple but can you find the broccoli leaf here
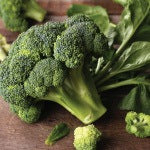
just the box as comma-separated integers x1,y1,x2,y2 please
131,13,150,42
111,42,150,75
67,4,116,46
132,25,150,42
114,0,150,43
116,0,149,43
119,84,150,115
116,0,150,44
45,123,70,146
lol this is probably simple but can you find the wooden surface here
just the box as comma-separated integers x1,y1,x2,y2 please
0,0,149,150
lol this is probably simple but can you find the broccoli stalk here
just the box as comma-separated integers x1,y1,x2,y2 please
42,65,106,124
24,0,46,22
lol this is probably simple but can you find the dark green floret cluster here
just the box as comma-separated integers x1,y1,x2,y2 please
10,102,44,123
0,15,108,124
0,0,46,32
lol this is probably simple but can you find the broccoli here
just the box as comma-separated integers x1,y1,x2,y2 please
0,0,46,32
0,15,107,124
73,124,102,150
10,102,44,123
125,111,150,138
0,33,10,62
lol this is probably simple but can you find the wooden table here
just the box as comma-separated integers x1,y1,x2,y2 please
0,0,149,150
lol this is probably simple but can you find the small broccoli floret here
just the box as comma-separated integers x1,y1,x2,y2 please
24,57,67,98
0,34,10,62
93,33,109,57
0,0,46,32
74,124,102,150
10,22,65,57
0,15,107,124
10,102,44,123
125,111,150,138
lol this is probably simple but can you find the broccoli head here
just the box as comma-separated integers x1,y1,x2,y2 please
125,111,150,138
74,124,102,150
0,0,46,32
10,102,44,123
0,15,107,124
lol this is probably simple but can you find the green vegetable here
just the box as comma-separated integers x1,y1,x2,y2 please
119,83,150,114
97,42,150,86
93,0,150,114
0,0,46,32
0,15,107,124
74,124,102,150
67,4,116,46
125,111,150,138
114,0,150,42
0,33,10,62
68,0,150,115
10,102,44,123
45,123,70,146
116,0,149,44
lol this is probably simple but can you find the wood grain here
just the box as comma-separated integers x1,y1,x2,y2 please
0,0,149,150
0,92,150,150
37,0,123,15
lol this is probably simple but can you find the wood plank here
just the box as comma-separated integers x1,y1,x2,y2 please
0,92,150,150
37,0,123,15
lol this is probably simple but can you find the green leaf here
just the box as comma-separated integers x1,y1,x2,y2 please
114,0,150,43
119,84,150,114
116,0,150,44
45,123,70,146
132,25,150,42
111,42,150,75
132,12,150,42
67,4,116,45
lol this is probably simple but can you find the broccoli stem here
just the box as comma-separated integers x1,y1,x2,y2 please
98,78,150,92
42,66,106,124
24,0,46,22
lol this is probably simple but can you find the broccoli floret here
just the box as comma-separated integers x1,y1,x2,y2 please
10,102,44,123
0,15,107,124
9,22,65,57
65,14,92,27
54,20,107,68
125,111,150,138
74,124,102,150
0,33,10,62
0,0,46,32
